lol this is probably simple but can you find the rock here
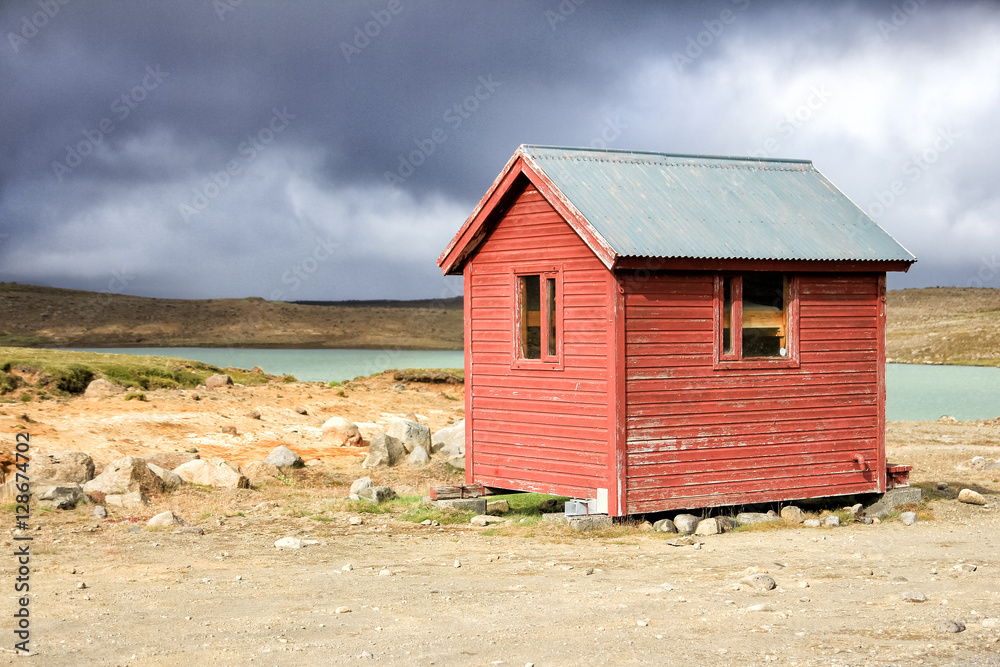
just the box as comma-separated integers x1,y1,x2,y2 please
143,451,199,470
105,490,149,508
864,487,923,518
803,519,822,528
936,482,949,491
447,456,466,470
673,514,700,534
204,374,233,390
406,445,431,467
175,526,204,535
362,431,406,468
900,511,918,525
780,506,805,523
938,415,957,422
358,485,396,504
902,589,927,602
350,477,373,496
93,505,107,519
173,459,250,489
242,461,282,484
386,418,432,454
568,515,612,531
849,503,863,515
935,619,966,634
263,445,304,469
84,378,123,397
716,516,738,532
823,515,841,527
736,512,779,525
486,500,510,515
748,604,775,612
274,537,318,549
29,451,95,483
221,425,238,436
970,456,991,470
954,562,977,572
294,405,308,415
431,420,465,457
35,481,85,510
957,488,986,505
249,409,262,420
740,573,777,591
321,416,364,447
146,463,184,491
695,518,719,535
83,456,165,497
470,514,506,526
146,511,185,528
653,518,677,533
348,516,363,525
436,498,486,513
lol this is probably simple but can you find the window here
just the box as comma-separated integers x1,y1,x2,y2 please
717,273,798,367
513,269,561,367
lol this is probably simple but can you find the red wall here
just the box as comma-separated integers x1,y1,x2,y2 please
623,272,884,513
466,183,617,505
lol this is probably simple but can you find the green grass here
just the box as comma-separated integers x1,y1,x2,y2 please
0,347,277,393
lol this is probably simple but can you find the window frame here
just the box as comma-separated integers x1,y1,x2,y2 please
713,273,800,370
511,266,563,370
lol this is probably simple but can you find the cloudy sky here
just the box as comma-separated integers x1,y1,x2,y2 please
2,0,998,301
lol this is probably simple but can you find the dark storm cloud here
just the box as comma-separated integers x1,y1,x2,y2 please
1,0,998,299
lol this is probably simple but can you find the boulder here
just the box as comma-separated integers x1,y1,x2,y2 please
486,499,510,515
204,374,233,390
362,431,406,468
29,451,95,483
264,445,304,469
146,511,185,528
144,451,199,470
386,418,432,454
716,516,739,532
695,518,720,535
780,506,806,523
146,463,184,491
653,518,677,533
358,485,396,504
431,420,465,457
406,445,431,467
83,456,165,497
84,379,123,398
823,515,841,527
958,488,987,505
35,481,85,510
737,512,780,525
350,477,373,496
242,461,282,484
673,514,700,535
173,459,250,489
321,416,364,447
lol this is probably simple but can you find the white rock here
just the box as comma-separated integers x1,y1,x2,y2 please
146,511,185,528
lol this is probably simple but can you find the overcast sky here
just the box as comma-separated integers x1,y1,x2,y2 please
2,0,998,300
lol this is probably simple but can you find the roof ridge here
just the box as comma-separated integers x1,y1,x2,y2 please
520,144,813,166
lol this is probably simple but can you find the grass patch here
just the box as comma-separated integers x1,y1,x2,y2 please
399,504,475,525
124,392,147,401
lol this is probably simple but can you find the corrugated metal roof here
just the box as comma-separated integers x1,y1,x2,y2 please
519,145,916,263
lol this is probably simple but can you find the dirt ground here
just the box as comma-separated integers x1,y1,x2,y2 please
2,376,999,666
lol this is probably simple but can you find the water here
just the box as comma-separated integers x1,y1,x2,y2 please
61,347,464,384
60,349,999,421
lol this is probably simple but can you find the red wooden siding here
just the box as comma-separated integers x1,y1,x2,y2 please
467,184,617,508
623,272,884,514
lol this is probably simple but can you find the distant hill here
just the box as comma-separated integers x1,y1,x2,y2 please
3,282,998,364
0,283,462,350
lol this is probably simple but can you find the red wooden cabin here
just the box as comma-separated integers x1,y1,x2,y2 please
438,146,915,517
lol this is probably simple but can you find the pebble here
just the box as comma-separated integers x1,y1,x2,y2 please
93,506,107,519
342,564,353,571
454,560,461,568
935,619,966,634
740,574,777,591
349,517,364,525
585,567,594,575
637,619,649,627
748,604,775,612
902,590,927,602
955,563,977,572
335,606,351,614
803,519,822,528
900,511,918,525
76,582,87,589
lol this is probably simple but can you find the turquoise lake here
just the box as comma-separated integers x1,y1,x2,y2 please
62,348,1000,422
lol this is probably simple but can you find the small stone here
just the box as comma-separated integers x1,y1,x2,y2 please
264,445,304,469
748,604,775,612
454,560,461,568
486,499,510,514
900,511,918,525
803,519,822,528
935,481,949,491
740,574,777,591
823,515,841,527
378,568,393,576
249,409,262,420
694,518,719,535
637,619,649,627
93,506,107,519
902,589,927,602
342,564,353,571
798,581,810,588
470,514,506,526
294,405,308,415
350,477,373,496
76,582,87,589
935,619,966,633
335,606,351,614
274,537,318,549
673,514,700,534
585,567,594,575
175,526,204,535
348,516,363,525
958,489,986,505
146,511,185,529
956,563,977,572
358,485,396,504
652,518,677,533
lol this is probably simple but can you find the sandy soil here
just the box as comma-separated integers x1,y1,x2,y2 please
2,378,999,666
